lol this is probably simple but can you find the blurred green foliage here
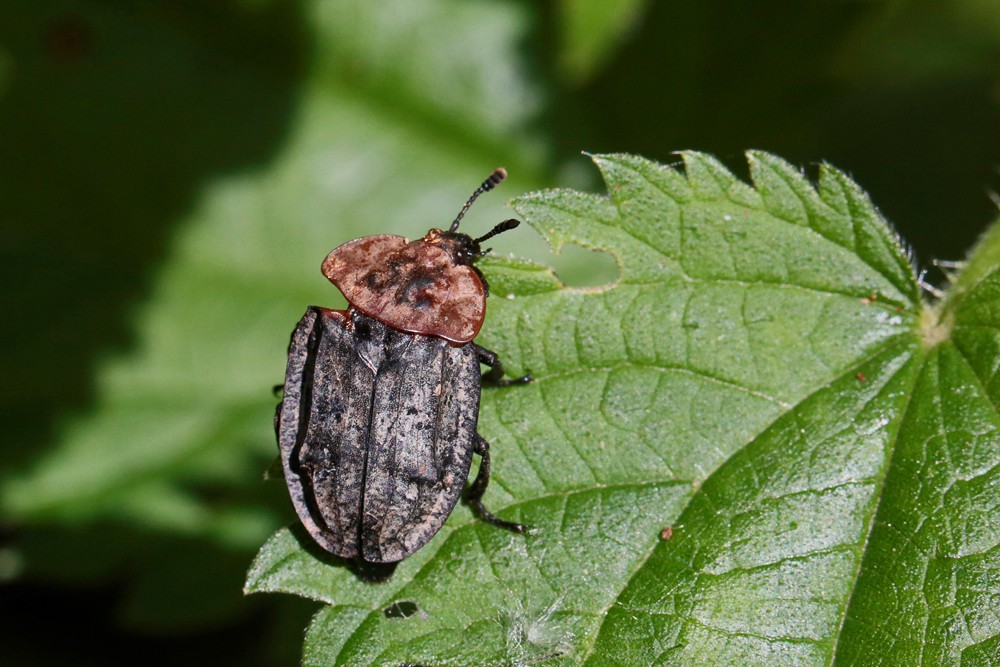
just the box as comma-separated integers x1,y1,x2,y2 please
0,0,997,665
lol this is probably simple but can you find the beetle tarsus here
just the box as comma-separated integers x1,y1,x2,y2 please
466,435,528,533
476,345,533,387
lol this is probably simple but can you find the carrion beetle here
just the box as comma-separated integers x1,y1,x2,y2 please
276,168,530,564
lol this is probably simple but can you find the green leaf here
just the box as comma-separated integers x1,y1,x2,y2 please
248,152,1000,664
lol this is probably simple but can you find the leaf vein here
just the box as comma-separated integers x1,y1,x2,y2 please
829,351,925,665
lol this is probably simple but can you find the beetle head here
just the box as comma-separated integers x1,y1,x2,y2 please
423,218,520,268
428,167,521,266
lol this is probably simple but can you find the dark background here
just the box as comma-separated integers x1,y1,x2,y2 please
1,1,997,665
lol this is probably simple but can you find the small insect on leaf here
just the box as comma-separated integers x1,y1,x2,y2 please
275,169,532,564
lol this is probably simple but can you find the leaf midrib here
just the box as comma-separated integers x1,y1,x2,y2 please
568,335,922,665
827,345,926,665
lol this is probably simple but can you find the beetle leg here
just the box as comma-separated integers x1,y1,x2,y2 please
475,345,532,386
466,434,527,533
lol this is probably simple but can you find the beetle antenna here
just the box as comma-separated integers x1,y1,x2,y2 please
475,218,520,244
450,167,507,232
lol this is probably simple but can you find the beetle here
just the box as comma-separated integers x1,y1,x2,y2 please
276,168,530,564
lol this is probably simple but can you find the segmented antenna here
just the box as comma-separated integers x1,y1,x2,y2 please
475,218,520,244
449,167,507,232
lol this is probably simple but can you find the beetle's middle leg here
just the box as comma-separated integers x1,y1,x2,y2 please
465,434,527,533
475,345,532,387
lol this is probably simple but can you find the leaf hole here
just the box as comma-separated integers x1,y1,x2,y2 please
549,244,619,289
383,600,421,619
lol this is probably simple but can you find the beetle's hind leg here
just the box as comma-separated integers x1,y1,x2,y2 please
466,435,527,533
475,345,532,387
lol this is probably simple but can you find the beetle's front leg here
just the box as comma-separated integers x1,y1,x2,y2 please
465,434,527,533
475,344,532,387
